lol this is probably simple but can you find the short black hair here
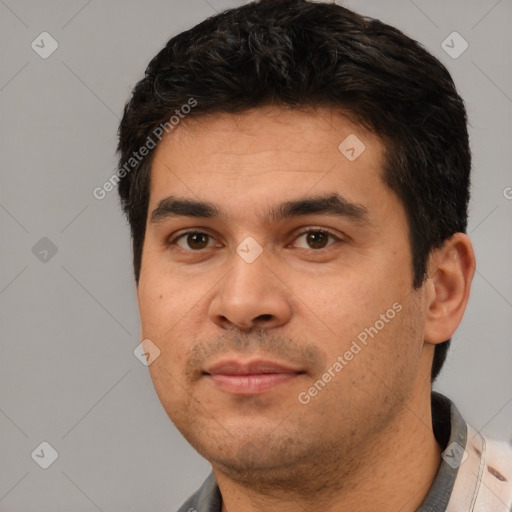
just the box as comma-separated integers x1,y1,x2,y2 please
117,0,471,381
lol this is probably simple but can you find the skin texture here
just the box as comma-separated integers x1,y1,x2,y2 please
137,106,476,512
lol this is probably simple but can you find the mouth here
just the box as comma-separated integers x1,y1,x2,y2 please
203,358,306,395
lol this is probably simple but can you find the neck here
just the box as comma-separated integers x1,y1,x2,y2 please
217,383,441,512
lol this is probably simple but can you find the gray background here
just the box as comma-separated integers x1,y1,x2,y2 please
0,0,511,510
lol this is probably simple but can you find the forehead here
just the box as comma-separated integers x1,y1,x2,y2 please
147,106,390,220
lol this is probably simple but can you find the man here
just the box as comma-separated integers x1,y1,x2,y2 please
116,1,512,510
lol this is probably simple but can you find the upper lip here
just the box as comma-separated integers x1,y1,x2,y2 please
204,358,304,375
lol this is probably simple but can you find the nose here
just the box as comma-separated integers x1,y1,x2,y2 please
208,249,293,332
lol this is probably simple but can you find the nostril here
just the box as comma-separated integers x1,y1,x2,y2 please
255,314,273,322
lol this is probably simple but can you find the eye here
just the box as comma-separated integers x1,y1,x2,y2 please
168,228,342,252
291,229,341,250
172,231,220,251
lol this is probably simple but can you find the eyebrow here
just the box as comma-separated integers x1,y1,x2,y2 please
150,193,370,225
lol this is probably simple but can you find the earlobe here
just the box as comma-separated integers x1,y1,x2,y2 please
424,233,476,345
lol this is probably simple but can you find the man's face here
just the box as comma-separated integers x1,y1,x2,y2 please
137,107,430,483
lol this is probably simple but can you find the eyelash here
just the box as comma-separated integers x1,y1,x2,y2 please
167,228,343,252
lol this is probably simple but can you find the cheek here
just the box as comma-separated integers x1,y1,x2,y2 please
137,265,210,379
137,278,167,336
312,272,392,338
316,297,424,422
312,267,422,374
137,256,202,337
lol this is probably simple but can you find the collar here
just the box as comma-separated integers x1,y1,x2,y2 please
416,391,467,511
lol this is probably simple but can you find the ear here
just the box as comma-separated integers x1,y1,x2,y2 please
424,233,476,345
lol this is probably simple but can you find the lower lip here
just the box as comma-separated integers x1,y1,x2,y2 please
207,373,299,394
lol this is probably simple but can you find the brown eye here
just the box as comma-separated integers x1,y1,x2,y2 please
292,229,339,250
305,231,329,249
175,232,213,250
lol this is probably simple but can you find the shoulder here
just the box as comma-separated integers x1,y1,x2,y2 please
477,435,512,509
447,425,512,512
